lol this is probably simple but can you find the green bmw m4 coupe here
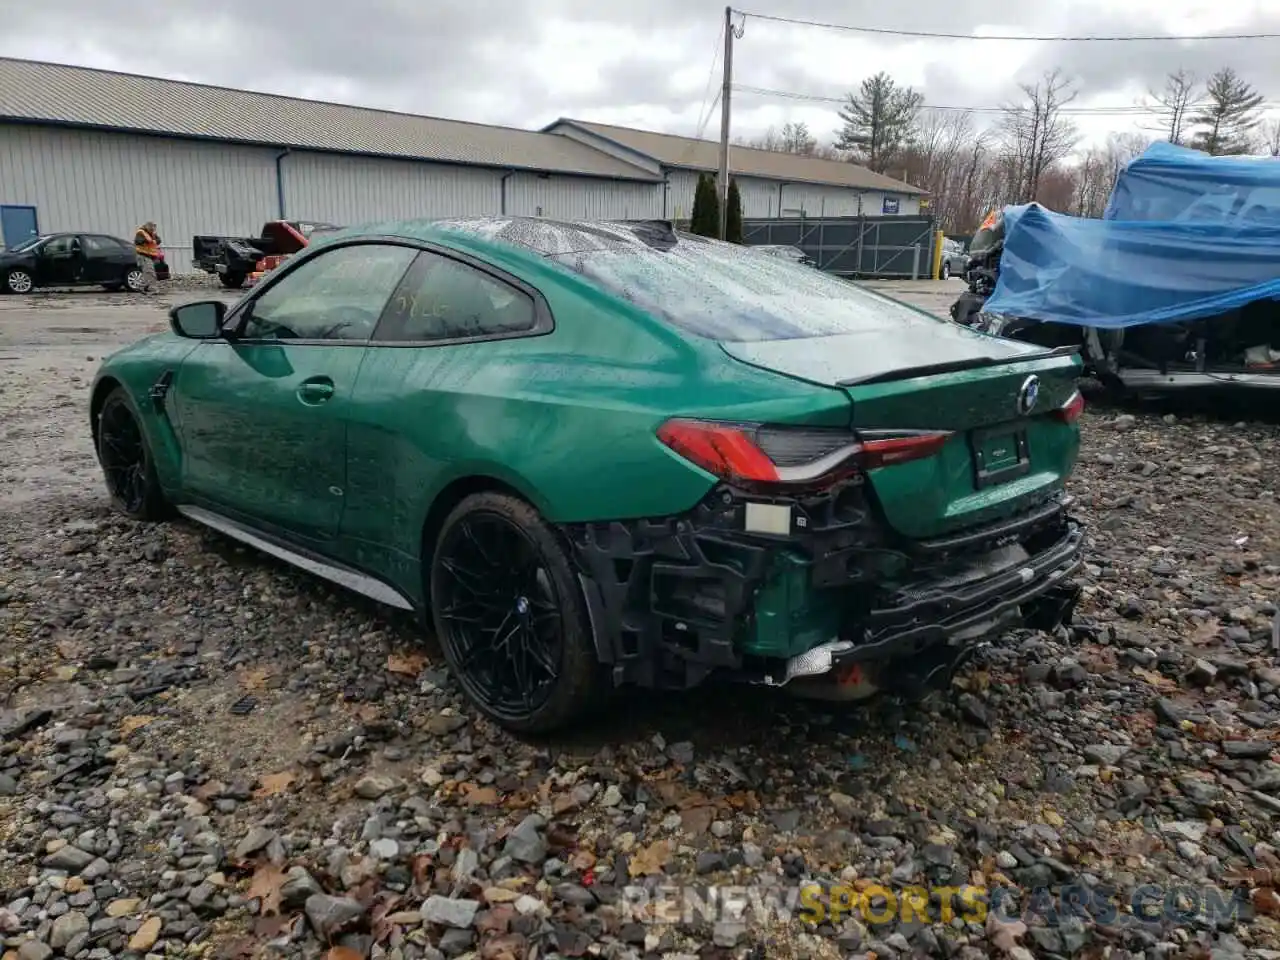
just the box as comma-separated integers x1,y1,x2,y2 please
90,217,1086,733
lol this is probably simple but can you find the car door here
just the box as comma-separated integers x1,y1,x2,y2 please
81,235,126,284
34,235,83,286
341,247,549,586
169,241,419,544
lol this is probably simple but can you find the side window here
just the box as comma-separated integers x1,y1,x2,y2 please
375,251,537,343
44,236,77,256
241,243,417,342
82,236,115,254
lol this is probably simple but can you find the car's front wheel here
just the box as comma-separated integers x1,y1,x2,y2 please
96,387,169,520
429,491,603,733
5,269,33,294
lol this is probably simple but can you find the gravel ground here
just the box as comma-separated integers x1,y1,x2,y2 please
2,278,1280,960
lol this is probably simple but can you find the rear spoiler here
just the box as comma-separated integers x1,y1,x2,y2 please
838,343,1081,387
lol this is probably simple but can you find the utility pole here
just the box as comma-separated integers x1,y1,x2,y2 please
717,5,734,241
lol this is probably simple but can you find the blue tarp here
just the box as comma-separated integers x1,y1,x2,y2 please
981,144,1280,328
1105,141,1280,223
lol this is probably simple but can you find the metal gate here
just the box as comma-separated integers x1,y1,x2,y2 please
741,215,939,279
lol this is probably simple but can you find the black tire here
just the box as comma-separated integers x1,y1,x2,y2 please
5,269,34,294
941,262,951,280
124,267,146,292
429,492,603,733
95,387,170,521
219,272,246,289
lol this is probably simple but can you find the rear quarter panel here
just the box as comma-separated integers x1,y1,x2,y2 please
340,254,852,580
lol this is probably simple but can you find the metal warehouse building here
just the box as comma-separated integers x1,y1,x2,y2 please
0,57,925,273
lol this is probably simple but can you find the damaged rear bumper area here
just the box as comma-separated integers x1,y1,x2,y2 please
565,479,1084,695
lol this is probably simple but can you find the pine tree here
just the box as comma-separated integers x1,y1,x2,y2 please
689,173,709,235
689,173,721,238
1189,68,1264,155
726,179,744,243
834,72,923,172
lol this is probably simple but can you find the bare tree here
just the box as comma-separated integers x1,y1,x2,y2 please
1068,132,1152,217
1143,69,1201,145
998,69,1080,203
1263,117,1280,156
742,121,816,155
738,122,846,160
895,110,1001,231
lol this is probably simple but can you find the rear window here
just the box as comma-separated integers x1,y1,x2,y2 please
547,235,938,342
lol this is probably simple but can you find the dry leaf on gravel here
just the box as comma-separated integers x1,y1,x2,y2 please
386,651,427,676
459,783,499,805
1254,887,1280,917
252,914,301,939
1133,666,1178,692
193,780,226,802
629,839,670,877
1190,618,1223,645
326,947,364,960
214,936,257,960
989,916,1027,954
247,861,286,916
119,715,155,736
252,771,295,799
237,667,273,690
680,806,715,833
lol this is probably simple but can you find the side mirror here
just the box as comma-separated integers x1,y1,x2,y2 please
170,300,227,339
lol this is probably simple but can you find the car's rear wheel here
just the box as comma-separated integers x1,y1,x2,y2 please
219,272,246,289
429,492,602,733
5,269,33,294
96,387,169,521
125,268,146,292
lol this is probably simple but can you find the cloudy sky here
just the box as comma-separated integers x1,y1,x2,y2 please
3,0,1279,150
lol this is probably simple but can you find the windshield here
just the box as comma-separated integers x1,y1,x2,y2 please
6,236,43,253
547,233,937,342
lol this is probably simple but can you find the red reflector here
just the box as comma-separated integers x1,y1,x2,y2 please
1055,390,1085,423
857,433,951,470
656,419,779,483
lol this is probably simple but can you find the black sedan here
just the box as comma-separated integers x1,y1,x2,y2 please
1,232,170,294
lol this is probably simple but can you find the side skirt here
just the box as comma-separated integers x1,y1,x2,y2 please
176,504,416,611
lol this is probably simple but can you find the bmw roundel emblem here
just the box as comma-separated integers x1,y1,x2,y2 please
1017,375,1040,415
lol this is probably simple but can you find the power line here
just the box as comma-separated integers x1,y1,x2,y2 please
734,8,1280,42
733,83,1280,116
693,21,724,138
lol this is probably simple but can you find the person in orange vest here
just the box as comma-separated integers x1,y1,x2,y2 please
133,222,161,294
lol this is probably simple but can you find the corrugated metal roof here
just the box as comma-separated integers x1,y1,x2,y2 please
556,119,928,195
0,58,662,182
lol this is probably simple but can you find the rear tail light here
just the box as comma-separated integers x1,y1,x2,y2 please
1055,390,1085,424
656,419,951,489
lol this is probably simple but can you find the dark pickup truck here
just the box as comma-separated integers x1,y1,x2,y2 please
192,220,339,289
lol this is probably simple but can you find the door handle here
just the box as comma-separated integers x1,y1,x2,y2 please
297,377,334,405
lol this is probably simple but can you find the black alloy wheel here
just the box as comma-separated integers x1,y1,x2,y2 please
97,388,168,520
429,492,602,733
